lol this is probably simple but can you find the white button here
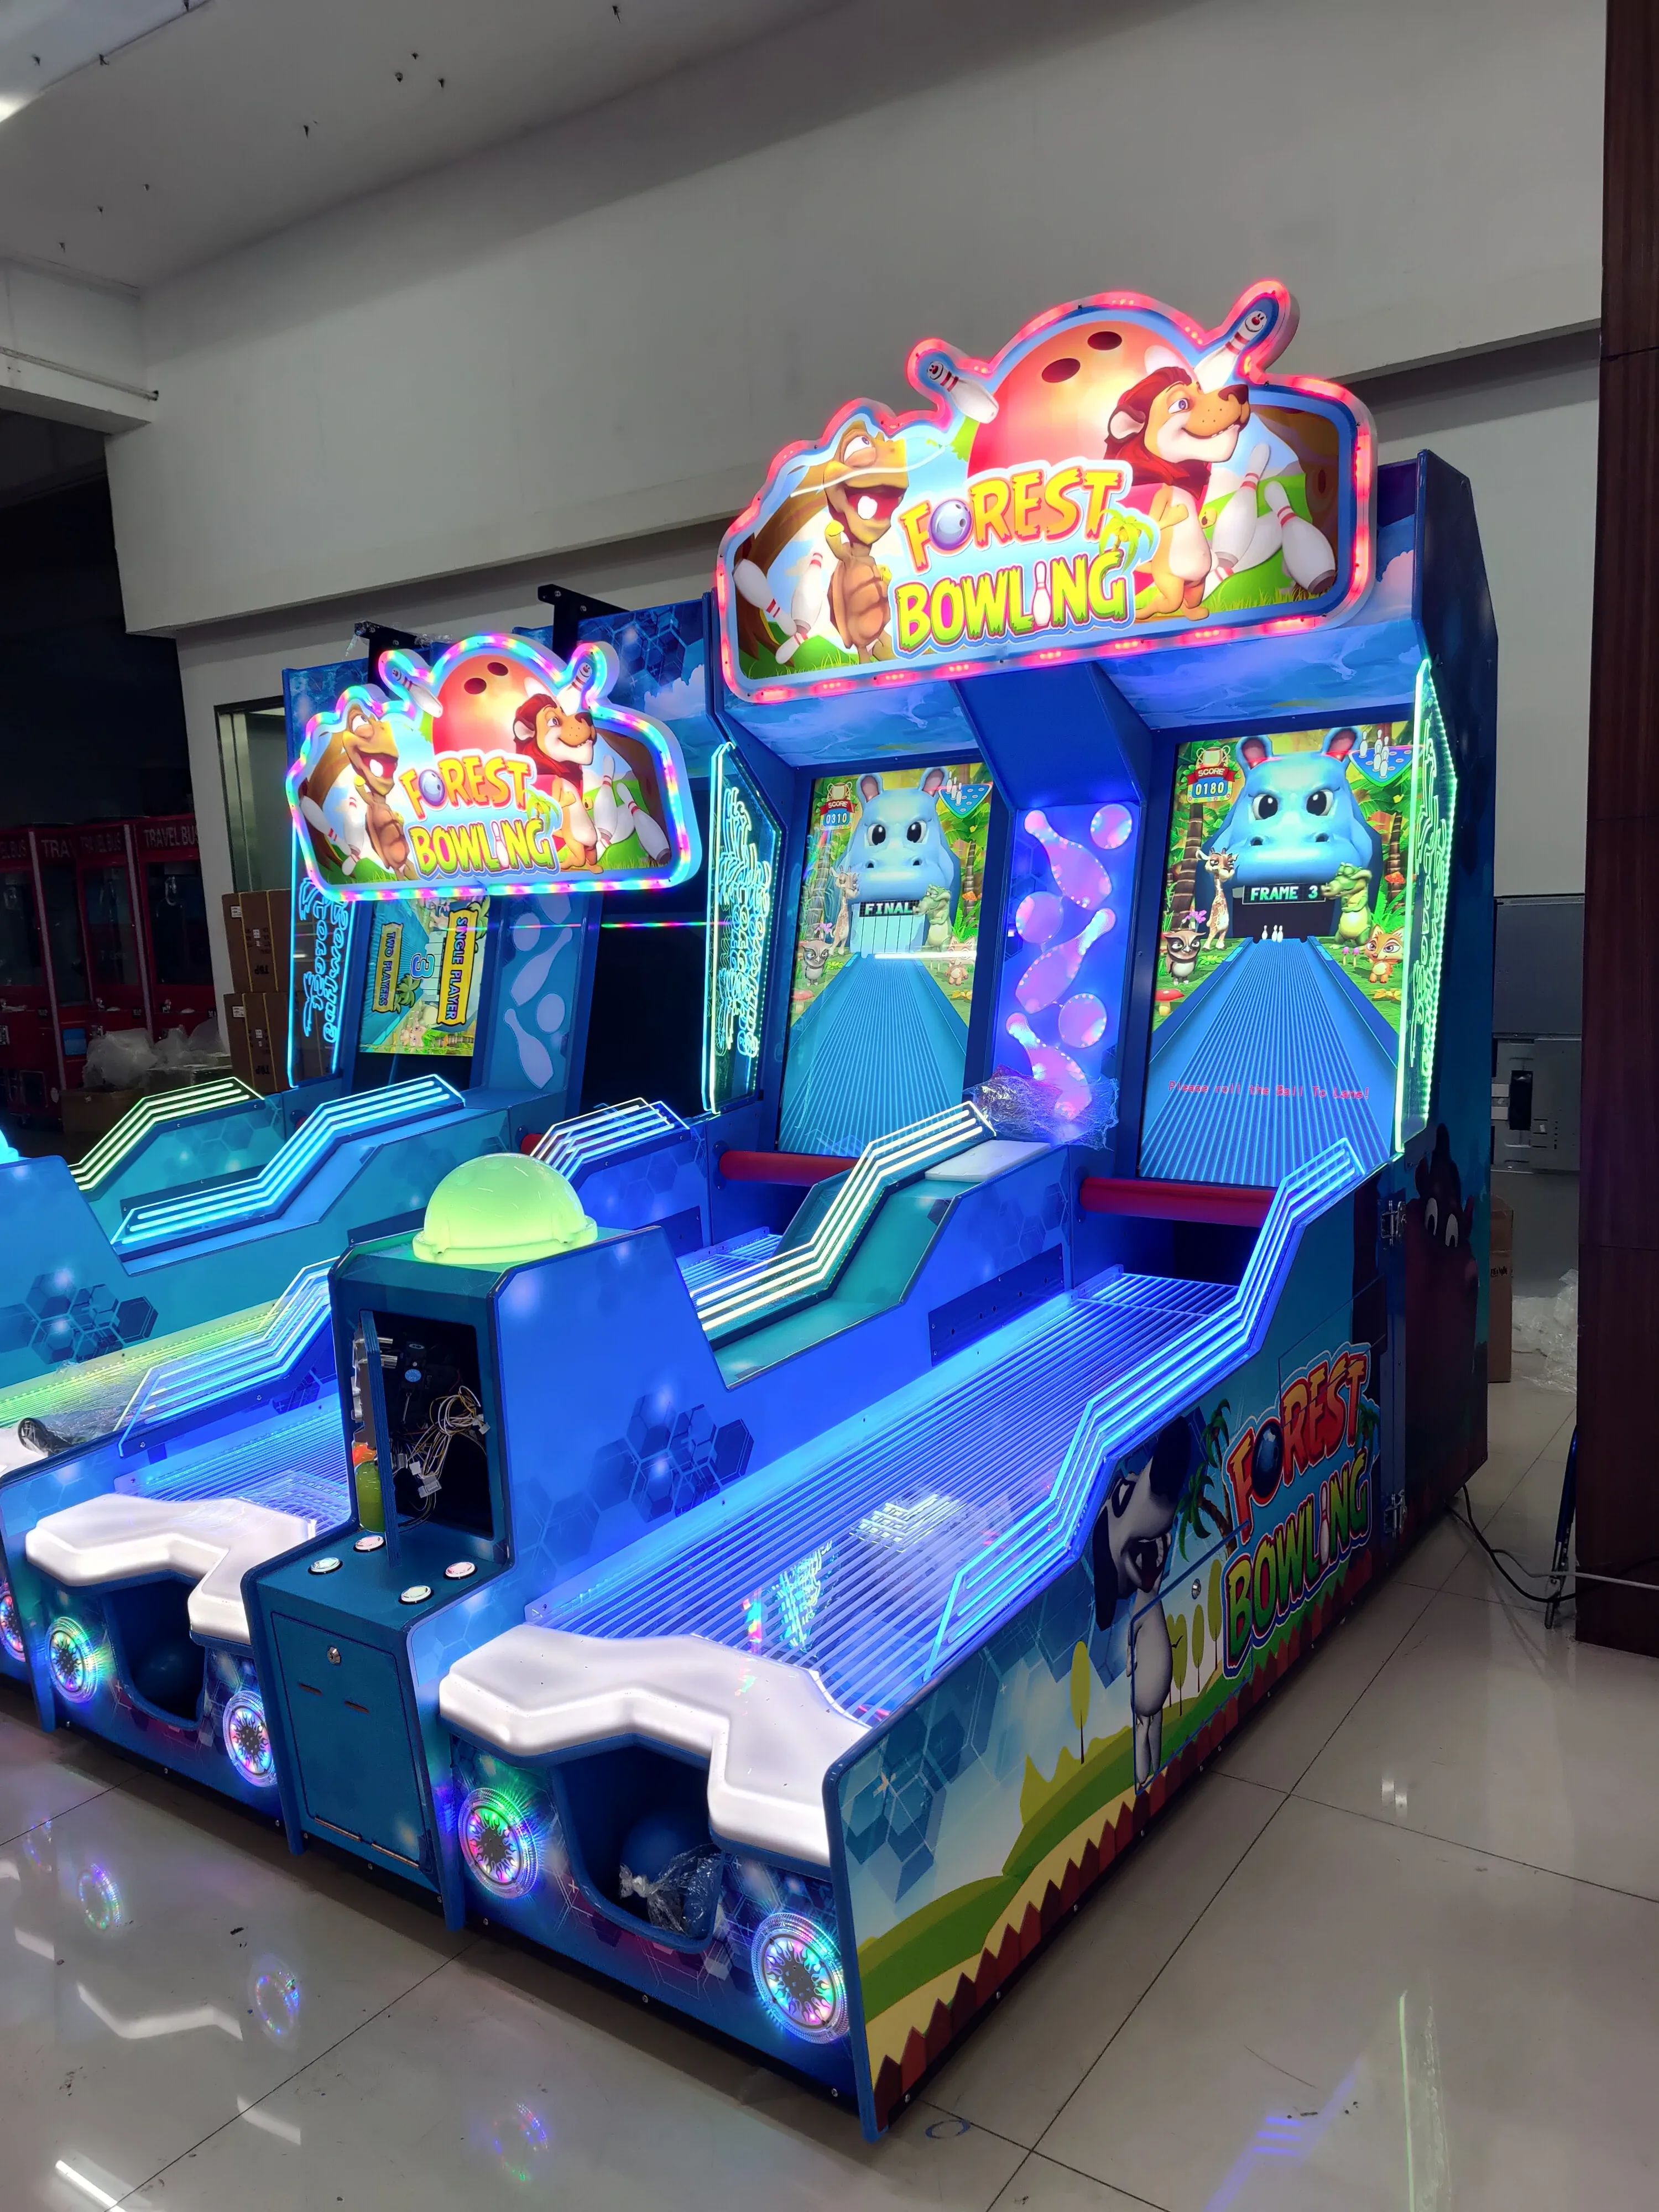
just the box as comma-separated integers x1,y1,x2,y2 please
444,1561,477,1581
310,1557,342,1574
354,1534,385,1553
399,1584,432,1605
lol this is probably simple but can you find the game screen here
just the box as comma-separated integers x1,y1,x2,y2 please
777,763,994,1159
1139,722,1414,1188
358,895,489,1060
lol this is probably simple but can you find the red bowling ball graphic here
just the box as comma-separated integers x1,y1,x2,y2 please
967,320,1188,473
430,651,528,754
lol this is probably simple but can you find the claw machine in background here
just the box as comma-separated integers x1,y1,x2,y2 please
66,821,151,1045
0,831,62,1121
133,813,216,1037
27,828,94,1102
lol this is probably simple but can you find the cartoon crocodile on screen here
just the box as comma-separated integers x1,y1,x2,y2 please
1321,860,1374,944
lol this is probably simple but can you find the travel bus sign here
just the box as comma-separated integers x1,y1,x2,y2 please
718,280,1375,704
286,633,700,904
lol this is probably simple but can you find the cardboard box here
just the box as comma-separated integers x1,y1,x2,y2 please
61,1086,145,1155
224,989,289,1094
222,889,292,998
1489,1195,1514,1383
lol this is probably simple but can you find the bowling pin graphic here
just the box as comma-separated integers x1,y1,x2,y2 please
1005,1014,1092,1120
912,343,999,424
784,550,829,662
1262,481,1337,593
1031,560,1052,627
1015,909,1114,1015
1233,502,1283,577
734,558,809,665
1207,442,1270,586
1193,297,1283,391
1025,811,1110,910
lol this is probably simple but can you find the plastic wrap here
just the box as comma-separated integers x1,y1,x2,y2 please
1511,1269,1577,1394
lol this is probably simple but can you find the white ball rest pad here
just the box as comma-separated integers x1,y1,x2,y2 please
25,1494,316,1647
439,1627,868,1869
923,1139,1049,1183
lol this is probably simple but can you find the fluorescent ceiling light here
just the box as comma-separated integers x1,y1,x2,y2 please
0,0,206,126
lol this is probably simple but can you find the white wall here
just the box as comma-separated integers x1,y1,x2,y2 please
107,0,1602,635
1368,345,1598,899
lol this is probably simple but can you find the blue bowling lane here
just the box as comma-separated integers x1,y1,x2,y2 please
1140,936,1397,1186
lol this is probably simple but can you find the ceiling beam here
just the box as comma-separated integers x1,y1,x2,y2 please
0,258,153,431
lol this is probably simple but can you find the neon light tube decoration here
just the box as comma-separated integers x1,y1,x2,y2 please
925,1136,1364,1672
111,1076,464,1249
692,1102,990,1340
70,1079,262,1192
531,1098,685,1181
117,1260,333,1446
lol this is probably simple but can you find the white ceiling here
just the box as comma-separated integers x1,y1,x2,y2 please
0,0,842,288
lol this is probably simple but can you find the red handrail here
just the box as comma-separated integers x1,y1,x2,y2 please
718,1149,856,1186
1078,1176,1274,1228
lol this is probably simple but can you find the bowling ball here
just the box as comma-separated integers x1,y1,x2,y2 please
929,498,972,552
1015,890,1065,946
1091,803,1133,852
417,768,445,805
432,651,529,755
1057,994,1108,1048
1249,1416,1285,1507
968,315,1191,476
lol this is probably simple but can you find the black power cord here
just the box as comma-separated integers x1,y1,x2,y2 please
1447,1490,1575,1609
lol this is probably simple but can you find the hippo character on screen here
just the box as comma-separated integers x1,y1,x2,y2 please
825,768,962,954
1201,729,1381,911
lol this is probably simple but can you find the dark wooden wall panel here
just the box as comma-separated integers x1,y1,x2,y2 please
1578,0,1659,1652
1602,0,1659,360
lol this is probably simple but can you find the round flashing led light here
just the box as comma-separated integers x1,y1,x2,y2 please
444,1560,477,1580
750,1910,848,2043
0,1578,24,1662
353,1533,384,1553
309,1556,342,1575
458,1788,539,1899
77,1865,122,1933
46,1616,98,1704
251,1958,302,2041
400,1584,432,1605
222,1689,277,1788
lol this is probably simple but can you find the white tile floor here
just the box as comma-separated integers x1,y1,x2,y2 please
4,1377,1648,2212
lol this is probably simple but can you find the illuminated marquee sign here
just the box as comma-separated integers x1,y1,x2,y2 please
718,281,1375,703
286,633,700,904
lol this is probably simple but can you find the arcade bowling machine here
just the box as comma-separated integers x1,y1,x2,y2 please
233,280,1494,2136
0,623,705,1757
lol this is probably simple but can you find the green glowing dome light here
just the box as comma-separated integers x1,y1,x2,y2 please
411,1154,597,1267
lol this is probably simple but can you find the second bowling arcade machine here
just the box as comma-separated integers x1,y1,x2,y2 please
246,280,1493,2133
0,627,705,1765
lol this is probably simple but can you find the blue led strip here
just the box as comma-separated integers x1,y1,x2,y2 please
924,1136,1363,1674
117,1260,333,1446
111,1076,464,1249
693,1102,990,1341
531,1098,684,1182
